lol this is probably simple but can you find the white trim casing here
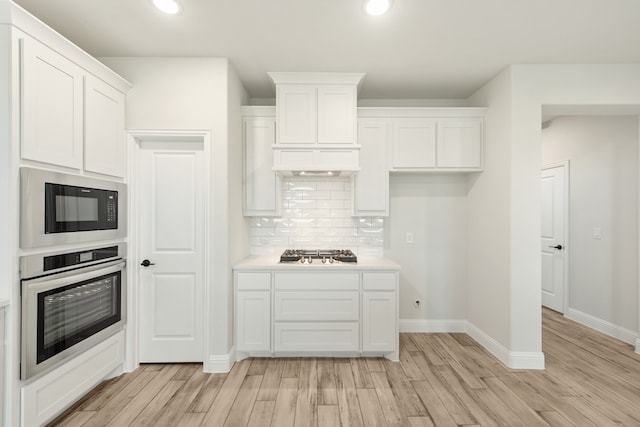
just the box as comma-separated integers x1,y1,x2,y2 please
565,308,639,346
205,346,236,373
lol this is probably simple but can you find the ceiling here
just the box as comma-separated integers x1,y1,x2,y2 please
12,0,640,100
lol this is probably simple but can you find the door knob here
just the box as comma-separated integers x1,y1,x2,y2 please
140,259,156,267
548,245,563,250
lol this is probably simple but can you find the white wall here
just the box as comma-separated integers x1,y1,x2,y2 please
227,63,250,354
466,68,514,355
384,174,468,322
542,115,639,334
99,57,249,366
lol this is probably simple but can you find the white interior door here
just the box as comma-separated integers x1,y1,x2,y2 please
138,140,205,362
541,164,567,313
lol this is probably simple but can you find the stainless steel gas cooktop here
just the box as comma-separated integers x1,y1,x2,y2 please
279,249,357,264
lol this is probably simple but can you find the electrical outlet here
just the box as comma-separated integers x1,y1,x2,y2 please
593,227,602,239
406,232,414,244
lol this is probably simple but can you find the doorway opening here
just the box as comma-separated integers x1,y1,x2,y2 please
540,106,640,348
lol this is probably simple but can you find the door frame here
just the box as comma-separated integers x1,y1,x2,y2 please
541,160,570,315
125,129,211,371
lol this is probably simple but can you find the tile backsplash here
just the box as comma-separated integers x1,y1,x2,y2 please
250,177,384,257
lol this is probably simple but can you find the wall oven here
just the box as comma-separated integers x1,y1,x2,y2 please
20,167,126,248
20,244,127,380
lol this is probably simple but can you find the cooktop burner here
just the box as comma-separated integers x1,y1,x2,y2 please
280,249,357,264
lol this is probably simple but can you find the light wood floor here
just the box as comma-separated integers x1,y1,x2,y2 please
49,308,640,426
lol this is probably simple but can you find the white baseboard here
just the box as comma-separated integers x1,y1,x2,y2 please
636,338,640,354
204,346,235,373
467,322,545,370
565,308,639,346
399,318,467,333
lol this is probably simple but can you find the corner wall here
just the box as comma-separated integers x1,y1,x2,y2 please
467,64,640,367
99,56,247,370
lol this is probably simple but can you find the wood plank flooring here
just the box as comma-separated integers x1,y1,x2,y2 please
48,308,640,426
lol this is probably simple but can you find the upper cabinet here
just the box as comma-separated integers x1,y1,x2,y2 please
359,108,485,173
268,73,364,173
353,119,389,216
21,37,84,170
85,75,126,178
243,107,281,216
16,27,131,178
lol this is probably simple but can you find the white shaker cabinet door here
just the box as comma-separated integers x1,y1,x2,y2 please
85,75,126,178
317,85,356,144
236,291,271,352
21,36,83,169
276,85,317,144
362,291,397,352
244,116,280,216
391,118,437,168
353,119,389,216
436,118,482,169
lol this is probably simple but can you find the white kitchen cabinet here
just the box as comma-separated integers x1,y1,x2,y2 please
437,118,482,169
391,118,437,169
275,84,357,145
276,85,317,144
359,108,485,173
268,73,365,173
362,272,398,353
233,263,399,361
353,119,389,216
21,36,84,169
235,272,271,354
317,85,357,144
84,75,126,178
243,110,280,216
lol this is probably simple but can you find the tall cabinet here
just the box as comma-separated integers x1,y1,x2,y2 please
1,3,131,426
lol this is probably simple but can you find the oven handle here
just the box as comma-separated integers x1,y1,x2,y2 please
21,259,126,292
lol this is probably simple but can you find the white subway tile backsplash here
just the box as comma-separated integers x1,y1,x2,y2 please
250,176,384,256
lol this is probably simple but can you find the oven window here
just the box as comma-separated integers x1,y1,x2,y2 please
37,271,121,364
55,195,99,222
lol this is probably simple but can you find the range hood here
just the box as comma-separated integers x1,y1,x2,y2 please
269,72,365,175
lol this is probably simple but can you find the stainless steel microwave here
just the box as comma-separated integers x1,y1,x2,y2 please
20,168,127,248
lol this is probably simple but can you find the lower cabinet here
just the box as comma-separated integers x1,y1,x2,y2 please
235,272,271,354
234,269,399,360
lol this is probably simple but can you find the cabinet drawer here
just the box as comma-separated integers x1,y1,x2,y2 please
236,272,271,291
275,291,359,321
363,272,397,290
274,322,359,352
275,272,359,290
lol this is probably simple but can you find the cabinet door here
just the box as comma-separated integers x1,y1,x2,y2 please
277,85,317,144
85,75,126,177
21,37,83,169
362,291,396,352
437,119,482,169
391,118,436,168
354,119,389,216
236,291,271,352
244,116,280,216
317,85,356,144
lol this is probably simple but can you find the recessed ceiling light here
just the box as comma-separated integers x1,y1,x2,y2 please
153,0,182,14
364,0,392,16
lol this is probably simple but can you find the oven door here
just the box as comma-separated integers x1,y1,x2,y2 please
21,259,127,380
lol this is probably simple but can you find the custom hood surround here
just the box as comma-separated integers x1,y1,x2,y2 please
268,72,365,175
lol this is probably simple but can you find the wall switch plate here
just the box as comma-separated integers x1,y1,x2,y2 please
593,227,602,239
406,232,413,243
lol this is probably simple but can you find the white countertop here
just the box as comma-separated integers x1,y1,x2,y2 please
233,255,401,271
0,299,9,308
